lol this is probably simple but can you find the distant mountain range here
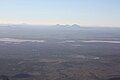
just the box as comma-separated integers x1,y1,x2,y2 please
0,24,80,27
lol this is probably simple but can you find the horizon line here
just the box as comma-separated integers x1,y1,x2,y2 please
0,23,120,28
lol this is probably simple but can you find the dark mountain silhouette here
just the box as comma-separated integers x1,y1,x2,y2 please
0,75,10,80
107,77,120,80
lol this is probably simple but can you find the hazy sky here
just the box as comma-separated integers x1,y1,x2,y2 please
0,0,120,27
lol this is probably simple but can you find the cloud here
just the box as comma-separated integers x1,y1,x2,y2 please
0,38,45,43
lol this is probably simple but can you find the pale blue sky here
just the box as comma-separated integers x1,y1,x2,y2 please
0,0,120,27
